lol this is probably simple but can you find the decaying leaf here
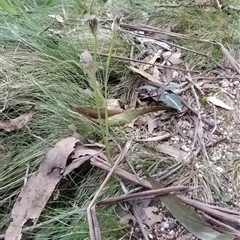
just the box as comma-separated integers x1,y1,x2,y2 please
143,206,162,227
129,66,162,83
5,137,78,240
147,177,234,240
155,143,187,161
79,50,94,73
69,99,125,120
0,106,35,132
48,14,65,23
218,43,240,75
139,54,160,71
162,51,182,65
207,96,234,110
63,141,107,176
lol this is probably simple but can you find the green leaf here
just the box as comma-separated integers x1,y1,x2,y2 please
147,177,234,240
107,106,171,126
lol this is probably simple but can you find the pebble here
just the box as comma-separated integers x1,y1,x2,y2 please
181,145,190,152
233,80,239,86
214,166,224,173
221,79,230,88
211,150,222,161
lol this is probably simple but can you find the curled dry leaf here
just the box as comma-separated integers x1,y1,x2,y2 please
0,106,35,132
129,66,162,84
69,99,125,120
5,137,78,240
63,141,107,176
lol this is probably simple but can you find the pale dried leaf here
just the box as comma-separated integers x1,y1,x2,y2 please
70,143,105,159
152,65,160,79
0,106,35,132
48,14,64,23
162,51,182,65
143,206,162,227
156,143,187,161
79,51,93,72
139,54,160,71
5,137,78,240
136,37,171,50
147,114,157,134
63,156,90,176
207,96,234,110
129,66,162,83
218,43,240,74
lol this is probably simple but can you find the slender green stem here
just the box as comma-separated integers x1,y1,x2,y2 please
103,29,116,165
93,35,101,113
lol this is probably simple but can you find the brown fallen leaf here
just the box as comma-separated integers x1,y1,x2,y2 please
129,66,163,84
0,106,35,132
5,137,78,240
139,54,160,71
63,141,107,176
69,99,125,120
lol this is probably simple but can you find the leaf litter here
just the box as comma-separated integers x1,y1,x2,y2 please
0,106,35,132
3,7,240,240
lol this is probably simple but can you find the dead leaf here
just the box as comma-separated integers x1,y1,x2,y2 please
63,141,107,176
148,177,235,240
0,106,35,132
69,100,125,120
143,206,162,227
69,142,107,160
147,114,156,134
155,143,187,161
139,54,160,71
79,50,94,73
152,65,160,79
218,43,240,74
129,66,162,83
207,96,234,110
162,51,182,65
48,14,64,24
135,133,171,142
5,137,78,240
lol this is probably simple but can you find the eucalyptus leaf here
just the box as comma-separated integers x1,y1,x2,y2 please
158,91,182,112
147,177,234,240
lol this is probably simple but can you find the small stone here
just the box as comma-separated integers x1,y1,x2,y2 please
221,79,230,88
215,166,224,173
233,80,239,85
162,222,169,229
229,82,233,87
211,151,222,161
181,145,190,152
148,233,153,239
